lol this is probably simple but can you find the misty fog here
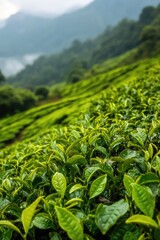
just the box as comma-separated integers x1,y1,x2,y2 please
0,54,39,76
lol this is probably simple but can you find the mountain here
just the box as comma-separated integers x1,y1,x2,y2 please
0,12,52,57
0,0,159,58
9,5,160,88
1,3,160,240
1,5,160,240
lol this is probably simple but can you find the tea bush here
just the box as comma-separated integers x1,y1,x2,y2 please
0,85,37,118
1,65,160,239
0,58,158,148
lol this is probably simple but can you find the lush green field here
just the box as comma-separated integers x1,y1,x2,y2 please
1,4,160,240
0,57,158,148
1,57,160,239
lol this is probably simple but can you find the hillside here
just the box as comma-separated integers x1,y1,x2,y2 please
0,0,159,57
0,56,159,147
1,2,160,240
9,5,160,87
1,55,160,239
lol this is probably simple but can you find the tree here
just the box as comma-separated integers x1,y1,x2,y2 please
0,85,37,117
136,15,160,59
35,85,49,100
0,70,5,82
141,25,157,43
139,6,157,25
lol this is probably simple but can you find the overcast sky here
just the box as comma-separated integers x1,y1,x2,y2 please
0,0,94,20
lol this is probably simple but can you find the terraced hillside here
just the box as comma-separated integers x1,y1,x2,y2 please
0,57,158,148
1,56,160,239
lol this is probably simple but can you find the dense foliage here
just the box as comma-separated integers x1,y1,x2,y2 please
0,70,5,82
0,0,159,57
9,5,160,87
1,60,160,239
0,85,37,118
35,86,49,100
1,3,160,240
0,57,155,148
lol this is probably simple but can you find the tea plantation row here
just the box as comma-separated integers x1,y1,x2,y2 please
1,60,160,239
0,57,157,148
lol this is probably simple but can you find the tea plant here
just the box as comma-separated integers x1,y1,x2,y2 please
1,65,160,239
0,57,158,148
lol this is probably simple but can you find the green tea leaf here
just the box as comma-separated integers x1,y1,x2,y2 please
67,155,87,165
148,144,154,159
157,213,160,226
131,128,147,147
22,196,42,234
33,213,53,229
95,199,129,234
71,209,86,220
84,234,95,240
55,206,83,240
137,234,145,240
91,146,108,157
69,184,85,194
84,167,101,183
156,156,160,175
66,139,80,156
0,198,10,210
89,174,107,199
2,179,12,191
0,228,13,240
65,198,83,206
131,183,155,217
50,232,62,240
144,150,150,161
123,174,134,196
110,223,136,240
52,172,67,198
98,163,114,180
0,220,22,237
123,230,141,240
120,149,139,159
136,172,159,185
110,138,124,151
126,214,158,228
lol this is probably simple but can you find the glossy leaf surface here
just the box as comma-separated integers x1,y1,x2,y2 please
126,214,158,228
123,174,134,196
95,199,129,234
52,172,66,198
131,183,155,217
33,213,53,229
22,196,42,234
89,174,107,199
55,206,83,240
0,220,22,237
69,184,85,194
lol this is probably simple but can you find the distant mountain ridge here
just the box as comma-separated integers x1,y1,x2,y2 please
0,0,159,57
9,4,160,88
